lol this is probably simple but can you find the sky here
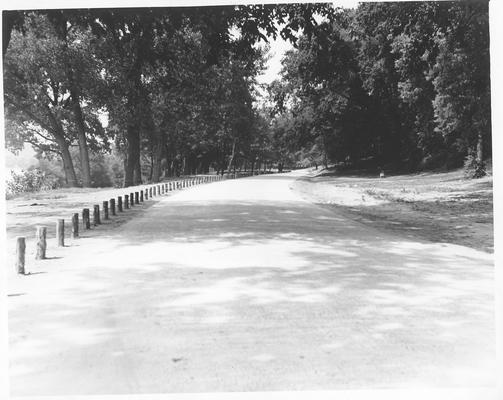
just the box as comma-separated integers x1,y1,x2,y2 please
6,0,362,170
257,0,361,86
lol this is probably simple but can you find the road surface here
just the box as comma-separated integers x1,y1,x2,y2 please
7,170,495,396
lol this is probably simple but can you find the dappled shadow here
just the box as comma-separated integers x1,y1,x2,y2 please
8,192,495,394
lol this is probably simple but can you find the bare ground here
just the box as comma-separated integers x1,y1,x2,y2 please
4,177,206,258
291,168,493,253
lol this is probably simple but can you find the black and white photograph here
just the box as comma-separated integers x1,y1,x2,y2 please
1,0,501,398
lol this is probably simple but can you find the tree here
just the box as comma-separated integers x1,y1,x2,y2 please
431,1,491,176
4,14,79,186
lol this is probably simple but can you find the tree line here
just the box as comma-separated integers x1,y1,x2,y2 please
3,2,491,191
3,5,335,187
268,1,491,177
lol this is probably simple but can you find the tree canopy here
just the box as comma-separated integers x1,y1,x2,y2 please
3,2,491,188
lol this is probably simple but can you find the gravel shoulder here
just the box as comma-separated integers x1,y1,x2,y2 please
291,168,493,253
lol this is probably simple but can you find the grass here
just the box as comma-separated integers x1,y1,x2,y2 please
291,167,493,253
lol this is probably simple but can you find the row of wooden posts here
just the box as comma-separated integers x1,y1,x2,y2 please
14,174,228,275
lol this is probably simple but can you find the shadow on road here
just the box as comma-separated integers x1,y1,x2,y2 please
8,197,495,394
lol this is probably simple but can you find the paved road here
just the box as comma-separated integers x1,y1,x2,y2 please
7,171,495,395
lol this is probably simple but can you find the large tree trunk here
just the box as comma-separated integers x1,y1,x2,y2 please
151,131,166,182
58,142,78,187
124,120,140,187
46,106,78,186
474,131,486,177
134,158,142,185
51,12,92,187
226,138,237,172
71,94,92,187
476,132,484,166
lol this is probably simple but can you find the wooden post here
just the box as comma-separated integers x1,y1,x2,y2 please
71,214,79,239
83,208,91,229
16,237,25,274
93,205,101,225
158,185,161,194
103,201,109,220
56,219,65,247
124,195,129,209
117,196,123,212
149,187,153,197
110,198,116,216
140,190,144,202
35,226,47,259
130,193,135,206
145,189,148,200
134,191,139,204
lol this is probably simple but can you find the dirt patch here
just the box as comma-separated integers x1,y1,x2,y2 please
4,178,206,256
291,168,493,253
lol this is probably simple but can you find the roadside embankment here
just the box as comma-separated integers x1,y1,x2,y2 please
291,168,493,253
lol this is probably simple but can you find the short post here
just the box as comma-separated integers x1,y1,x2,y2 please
158,185,161,194
110,198,116,216
83,208,91,229
130,192,135,206
161,185,164,194
149,187,153,197
145,189,148,200
124,195,129,209
93,205,101,225
103,201,109,220
71,214,79,239
16,237,25,275
118,196,123,212
135,191,139,204
165,183,168,191
140,190,144,202
56,219,65,247
36,226,47,259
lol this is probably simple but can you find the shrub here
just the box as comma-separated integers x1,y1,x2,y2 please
5,168,62,198
463,153,486,179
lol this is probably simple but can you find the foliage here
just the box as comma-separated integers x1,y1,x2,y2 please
269,1,491,176
6,168,63,198
3,2,491,189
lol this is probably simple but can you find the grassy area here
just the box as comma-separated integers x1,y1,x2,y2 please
291,167,493,253
4,177,213,256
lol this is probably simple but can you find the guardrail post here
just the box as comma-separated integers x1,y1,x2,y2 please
71,214,79,239
117,196,123,212
16,237,25,274
56,219,65,247
140,190,144,202
110,198,116,216
135,192,139,204
124,195,129,209
83,208,91,229
93,205,101,225
36,226,47,259
103,201,109,220
130,192,135,206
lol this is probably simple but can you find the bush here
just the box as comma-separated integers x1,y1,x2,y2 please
464,153,486,179
6,168,62,198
